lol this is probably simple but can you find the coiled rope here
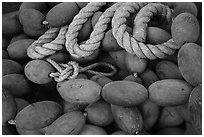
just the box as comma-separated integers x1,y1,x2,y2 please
112,2,180,60
28,2,125,60
27,2,181,61
65,2,123,59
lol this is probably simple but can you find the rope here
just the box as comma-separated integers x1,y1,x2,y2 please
65,2,123,59
112,3,180,60
27,27,60,59
35,25,68,56
65,2,106,59
47,59,117,82
66,2,123,58
112,2,149,47
133,3,172,42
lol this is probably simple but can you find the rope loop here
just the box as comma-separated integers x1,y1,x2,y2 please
27,2,181,61
112,2,180,60
65,2,123,59
47,59,117,82
80,62,117,77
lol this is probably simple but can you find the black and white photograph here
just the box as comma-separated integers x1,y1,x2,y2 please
2,1,202,135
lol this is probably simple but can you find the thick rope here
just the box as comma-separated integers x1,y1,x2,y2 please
65,2,124,59
112,3,180,60
79,2,124,55
65,2,106,59
35,25,69,57
133,3,172,42
47,59,117,82
27,27,60,59
112,2,149,47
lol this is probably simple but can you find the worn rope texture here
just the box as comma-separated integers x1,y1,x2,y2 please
65,2,123,59
65,2,106,58
133,3,172,42
112,3,180,60
112,2,149,46
27,27,60,59
35,25,69,58
47,59,117,82
80,2,124,55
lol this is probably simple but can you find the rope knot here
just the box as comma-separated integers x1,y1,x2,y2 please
47,59,117,82
47,59,79,82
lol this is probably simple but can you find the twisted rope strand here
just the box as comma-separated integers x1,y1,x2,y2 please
79,62,117,76
35,25,69,57
74,2,124,56
47,59,117,82
65,2,106,59
47,59,79,82
27,27,60,59
112,3,179,60
133,3,172,42
112,2,149,47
